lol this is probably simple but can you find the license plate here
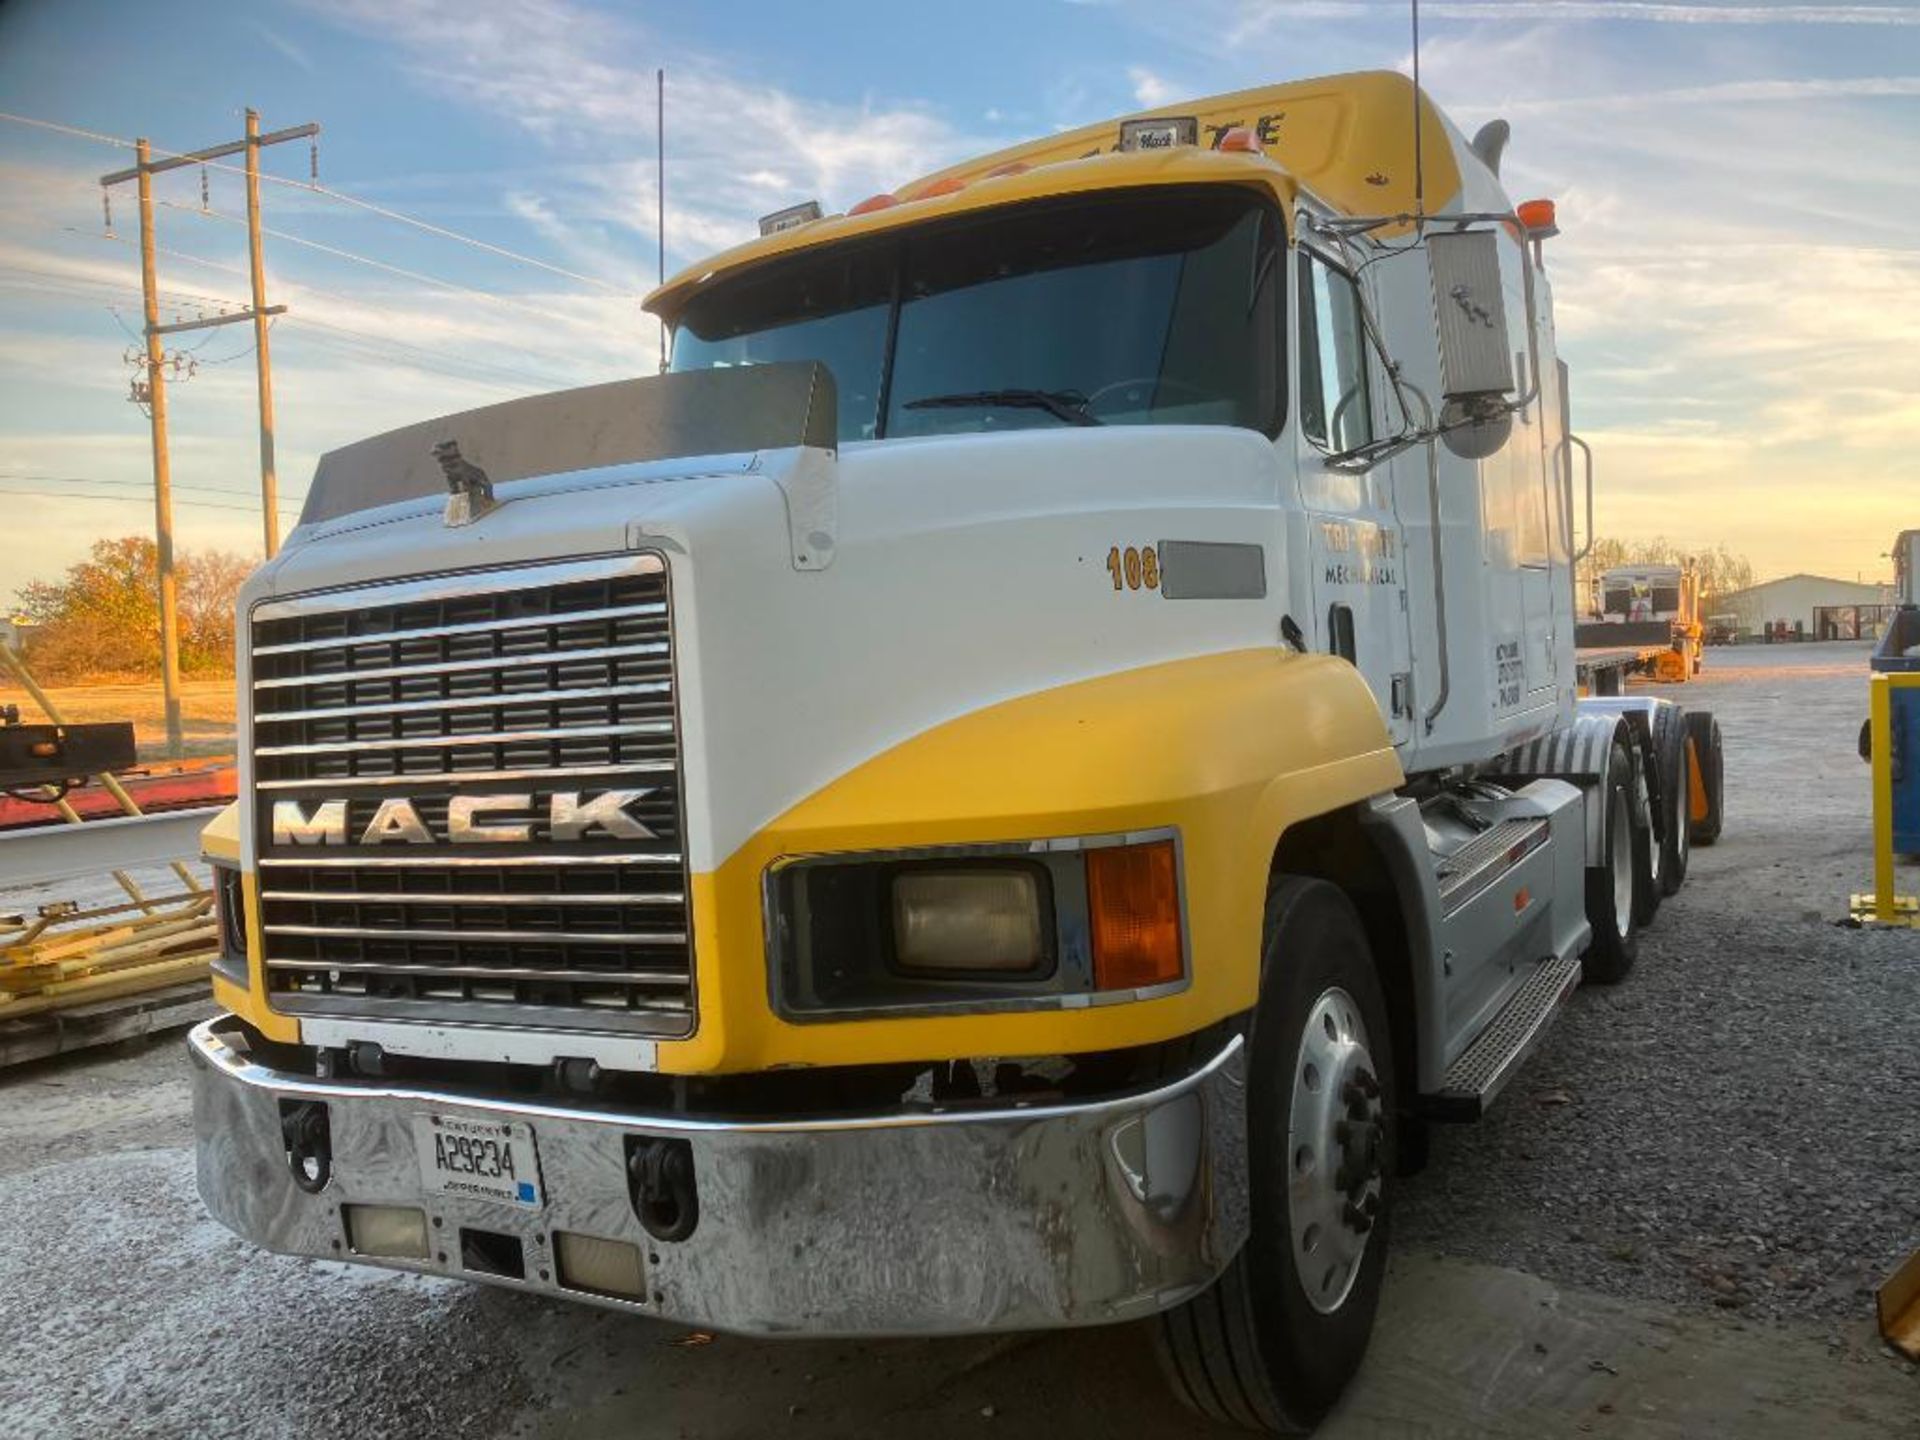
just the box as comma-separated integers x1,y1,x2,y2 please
412,1113,543,1209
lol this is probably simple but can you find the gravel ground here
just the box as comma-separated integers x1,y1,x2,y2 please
0,1045,540,1440
1399,640,1920,1325
3,641,1914,1438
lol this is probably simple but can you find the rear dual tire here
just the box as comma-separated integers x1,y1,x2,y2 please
1686,711,1725,845
1582,742,1641,985
1658,715,1692,896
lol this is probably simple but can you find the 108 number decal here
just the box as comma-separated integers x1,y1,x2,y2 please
1105,545,1159,592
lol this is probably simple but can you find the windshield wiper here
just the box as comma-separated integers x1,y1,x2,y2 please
902,388,1102,427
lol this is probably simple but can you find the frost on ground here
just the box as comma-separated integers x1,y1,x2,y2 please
0,1146,534,1440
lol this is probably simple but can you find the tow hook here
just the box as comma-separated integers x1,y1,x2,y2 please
626,1136,699,1242
279,1100,332,1194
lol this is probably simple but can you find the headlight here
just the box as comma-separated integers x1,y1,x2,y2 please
767,832,1185,1019
891,866,1047,973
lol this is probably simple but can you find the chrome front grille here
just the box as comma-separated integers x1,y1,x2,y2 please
249,555,694,1038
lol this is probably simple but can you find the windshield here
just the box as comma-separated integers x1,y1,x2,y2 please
669,186,1284,443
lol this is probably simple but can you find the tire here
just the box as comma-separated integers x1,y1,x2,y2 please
1154,878,1395,1434
1657,712,1691,896
1582,743,1641,984
1685,711,1724,845
1629,737,1662,928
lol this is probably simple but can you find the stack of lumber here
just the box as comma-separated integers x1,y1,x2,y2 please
1,893,214,1022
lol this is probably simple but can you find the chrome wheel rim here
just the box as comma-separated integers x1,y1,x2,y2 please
1673,752,1691,869
1287,985,1383,1315
1610,786,1634,937
1645,772,1662,888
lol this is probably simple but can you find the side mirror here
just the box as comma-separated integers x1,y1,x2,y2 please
1428,231,1514,401
1428,231,1516,459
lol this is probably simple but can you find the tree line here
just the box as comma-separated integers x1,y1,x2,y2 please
11,537,251,684
1578,537,1754,613
7,532,1762,687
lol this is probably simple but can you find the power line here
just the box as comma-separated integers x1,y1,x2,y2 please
0,258,242,312
0,472,308,503
0,108,640,295
280,178,636,296
288,315,567,391
0,110,130,149
0,485,300,516
62,231,581,390
158,198,603,331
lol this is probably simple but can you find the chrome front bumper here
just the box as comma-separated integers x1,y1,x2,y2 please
189,1017,1249,1336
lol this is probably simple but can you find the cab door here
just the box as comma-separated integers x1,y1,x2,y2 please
1505,234,1561,710
1295,243,1415,747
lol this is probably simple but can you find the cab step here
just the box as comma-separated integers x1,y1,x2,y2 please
1423,951,1582,1120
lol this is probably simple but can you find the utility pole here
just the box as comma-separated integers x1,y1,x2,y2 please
101,113,317,754
133,139,185,759
245,110,282,558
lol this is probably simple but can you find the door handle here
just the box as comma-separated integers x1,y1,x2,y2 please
1569,433,1594,563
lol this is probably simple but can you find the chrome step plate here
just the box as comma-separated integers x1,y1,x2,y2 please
1425,951,1583,1120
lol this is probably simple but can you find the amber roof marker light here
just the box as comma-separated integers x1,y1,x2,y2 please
1517,197,1560,266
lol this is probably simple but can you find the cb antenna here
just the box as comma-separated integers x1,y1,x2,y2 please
1411,0,1426,235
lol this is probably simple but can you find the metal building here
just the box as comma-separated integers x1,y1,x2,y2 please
1712,573,1890,640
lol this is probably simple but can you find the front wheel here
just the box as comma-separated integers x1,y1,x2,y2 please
1154,878,1395,1433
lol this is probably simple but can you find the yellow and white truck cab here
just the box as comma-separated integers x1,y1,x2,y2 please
189,72,1724,1432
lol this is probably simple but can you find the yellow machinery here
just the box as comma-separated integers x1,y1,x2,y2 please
1850,669,1920,927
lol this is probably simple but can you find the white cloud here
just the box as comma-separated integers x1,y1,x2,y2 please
244,17,316,72
0,144,660,594
1474,73,1920,113
1230,0,1920,40
1128,66,1179,107
310,0,987,276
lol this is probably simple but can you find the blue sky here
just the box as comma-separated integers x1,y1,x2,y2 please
1,0,1916,596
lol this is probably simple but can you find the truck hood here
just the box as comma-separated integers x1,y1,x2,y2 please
243,416,1290,870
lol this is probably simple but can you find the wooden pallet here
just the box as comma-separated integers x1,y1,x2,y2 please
2,890,215,1044
0,978,215,1068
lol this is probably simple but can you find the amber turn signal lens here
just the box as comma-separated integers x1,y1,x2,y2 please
1087,840,1182,990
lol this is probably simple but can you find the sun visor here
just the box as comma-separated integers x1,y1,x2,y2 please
299,361,838,525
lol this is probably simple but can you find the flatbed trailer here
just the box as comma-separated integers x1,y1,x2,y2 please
1575,618,1695,694
1576,645,1674,695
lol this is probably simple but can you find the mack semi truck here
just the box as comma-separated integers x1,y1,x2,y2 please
189,72,1726,1432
